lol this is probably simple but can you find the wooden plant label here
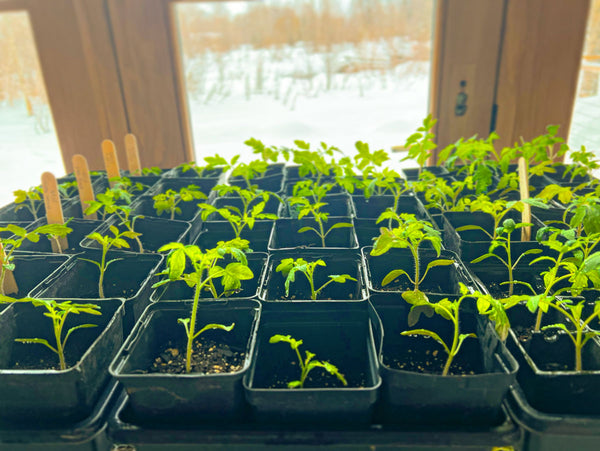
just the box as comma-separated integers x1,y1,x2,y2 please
125,133,142,176
72,154,97,220
0,243,19,295
102,139,121,187
518,157,532,241
41,172,69,253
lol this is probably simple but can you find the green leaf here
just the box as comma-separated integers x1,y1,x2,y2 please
426,259,454,269
328,274,357,283
401,329,450,355
407,304,434,327
327,222,353,230
15,338,58,354
287,380,303,389
382,269,410,286
193,322,235,340
402,289,430,306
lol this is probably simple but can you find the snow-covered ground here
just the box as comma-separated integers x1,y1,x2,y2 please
3,52,600,209
0,102,64,206
187,60,430,163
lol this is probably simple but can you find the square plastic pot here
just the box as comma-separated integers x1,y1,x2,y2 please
362,247,476,295
0,298,124,424
150,252,267,302
16,218,103,254
401,166,449,181
370,292,518,426
1,253,69,301
259,252,367,302
196,221,273,253
0,196,81,223
30,251,162,334
269,217,359,253
79,216,190,254
164,167,225,182
0,379,119,451
243,302,381,425
506,324,600,416
130,195,202,244
442,210,543,263
351,194,430,220
228,164,285,193
109,299,261,422
281,193,355,218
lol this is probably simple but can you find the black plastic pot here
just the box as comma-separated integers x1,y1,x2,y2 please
30,251,162,334
243,302,381,425
351,194,430,220
269,217,359,253
16,218,103,254
150,252,267,302
506,382,600,451
145,177,219,200
362,247,475,295
211,194,282,217
0,379,119,451
228,164,285,193
259,252,367,302
0,197,81,223
0,298,124,423
442,210,542,263
1,253,69,301
283,165,336,183
281,193,355,218
546,164,594,186
131,195,202,244
165,166,225,181
370,292,518,426
506,324,600,416
468,260,546,298
282,180,344,196
80,216,190,254
401,166,449,181
197,221,273,253
109,299,261,422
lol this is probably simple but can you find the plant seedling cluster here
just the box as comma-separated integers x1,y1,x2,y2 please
0,295,101,371
0,223,72,295
275,257,356,300
269,334,347,388
370,212,453,293
154,239,254,373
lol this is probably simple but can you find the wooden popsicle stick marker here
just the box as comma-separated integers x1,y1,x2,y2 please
41,172,69,253
125,133,142,176
72,154,97,220
102,139,121,187
0,243,19,295
518,157,532,241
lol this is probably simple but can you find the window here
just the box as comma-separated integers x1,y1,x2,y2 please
0,11,63,205
173,0,434,162
569,0,600,173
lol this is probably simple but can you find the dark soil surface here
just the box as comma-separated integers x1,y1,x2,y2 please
10,356,64,371
374,276,444,293
267,358,367,389
384,347,478,376
148,337,245,375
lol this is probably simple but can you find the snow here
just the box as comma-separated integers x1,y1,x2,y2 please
0,101,64,206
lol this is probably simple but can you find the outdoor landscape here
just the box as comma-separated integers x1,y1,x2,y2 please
1,0,600,204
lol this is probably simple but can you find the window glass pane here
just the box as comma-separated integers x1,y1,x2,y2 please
0,11,63,205
174,0,434,163
569,0,600,174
